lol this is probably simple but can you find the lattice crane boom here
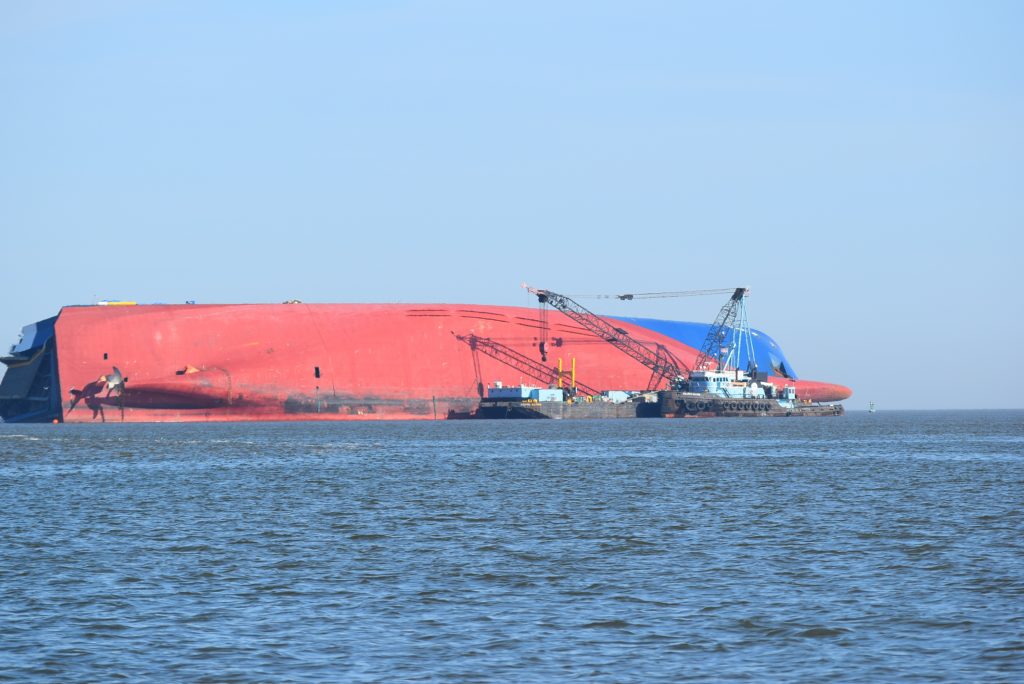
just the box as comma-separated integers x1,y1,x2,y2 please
523,285,688,390
692,287,750,372
453,333,600,397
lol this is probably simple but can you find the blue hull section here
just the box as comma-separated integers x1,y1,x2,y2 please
613,316,799,380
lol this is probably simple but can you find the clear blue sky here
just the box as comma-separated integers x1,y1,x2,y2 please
1,1,1021,409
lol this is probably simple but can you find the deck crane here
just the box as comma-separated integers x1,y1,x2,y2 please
453,333,601,398
691,287,755,373
523,285,689,391
601,286,756,375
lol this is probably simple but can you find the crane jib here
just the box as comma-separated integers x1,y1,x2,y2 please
526,286,689,390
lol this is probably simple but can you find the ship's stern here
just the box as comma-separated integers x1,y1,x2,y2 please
0,316,62,423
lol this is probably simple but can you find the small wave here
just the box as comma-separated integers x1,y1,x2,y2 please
581,620,632,629
179,611,220,623
81,621,129,632
167,544,214,553
981,642,1024,659
797,627,849,638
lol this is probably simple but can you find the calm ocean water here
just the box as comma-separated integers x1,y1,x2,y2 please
1,411,1021,682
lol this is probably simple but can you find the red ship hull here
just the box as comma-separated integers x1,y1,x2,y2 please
32,303,852,423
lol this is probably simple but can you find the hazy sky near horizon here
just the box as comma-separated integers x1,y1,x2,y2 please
1,1,1021,409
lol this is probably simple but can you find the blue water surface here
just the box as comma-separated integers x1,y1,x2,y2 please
1,411,1022,682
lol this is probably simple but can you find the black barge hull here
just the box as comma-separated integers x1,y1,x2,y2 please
452,394,843,419
657,391,845,418
467,400,660,419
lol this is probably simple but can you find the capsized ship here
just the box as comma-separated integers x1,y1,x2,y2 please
0,302,851,423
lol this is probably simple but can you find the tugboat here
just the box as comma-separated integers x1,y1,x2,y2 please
657,370,844,417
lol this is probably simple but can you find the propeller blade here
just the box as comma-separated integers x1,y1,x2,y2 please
107,367,125,392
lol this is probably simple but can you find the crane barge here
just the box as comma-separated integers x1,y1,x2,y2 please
450,332,657,418
525,285,844,418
